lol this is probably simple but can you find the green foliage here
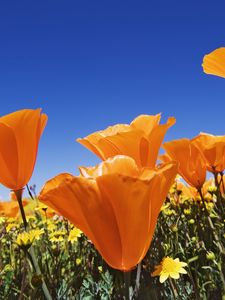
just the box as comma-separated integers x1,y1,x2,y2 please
0,180,225,299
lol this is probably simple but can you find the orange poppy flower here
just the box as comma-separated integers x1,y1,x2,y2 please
192,133,225,173
77,114,175,168
162,138,206,189
0,200,28,218
39,155,177,271
202,47,225,78
178,179,214,202
175,181,195,200
0,109,47,190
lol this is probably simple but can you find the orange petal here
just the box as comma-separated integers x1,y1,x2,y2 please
97,161,177,271
0,123,19,189
202,47,225,78
163,139,206,188
97,173,153,270
131,114,161,135
0,109,47,189
97,130,146,167
146,117,176,168
39,175,122,268
79,155,139,178
76,124,131,160
193,133,225,172
0,200,28,218
147,162,178,243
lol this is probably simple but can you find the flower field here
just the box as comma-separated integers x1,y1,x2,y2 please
0,177,225,299
0,48,225,299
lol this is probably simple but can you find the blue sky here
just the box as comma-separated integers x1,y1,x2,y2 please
1,1,225,199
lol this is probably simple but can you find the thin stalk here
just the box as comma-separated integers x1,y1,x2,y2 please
169,277,178,299
214,172,224,213
15,189,28,229
220,172,225,195
124,271,131,300
133,263,141,298
19,258,28,300
26,184,34,200
198,188,224,254
14,189,52,300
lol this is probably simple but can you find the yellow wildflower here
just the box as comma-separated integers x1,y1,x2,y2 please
76,258,81,265
160,203,170,212
183,208,191,215
152,257,187,283
6,222,19,232
163,209,176,216
16,229,43,248
35,204,48,212
47,222,57,232
98,266,103,273
0,217,5,224
49,230,66,243
206,251,215,261
26,215,36,223
68,227,82,243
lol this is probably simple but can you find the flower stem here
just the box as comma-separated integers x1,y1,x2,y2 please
133,263,141,298
198,188,225,254
15,189,28,229
169,278,178,299
14,189,52,300
123,271,131,300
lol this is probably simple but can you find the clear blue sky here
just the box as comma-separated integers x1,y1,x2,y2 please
1,1,225,199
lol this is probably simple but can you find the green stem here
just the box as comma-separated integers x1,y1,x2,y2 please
169,277,178,299
14,189,52,300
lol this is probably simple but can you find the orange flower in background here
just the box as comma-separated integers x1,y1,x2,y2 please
39,155,177,271
77,114,175,168
202,47,225,78
0,200,28,218
162,138,206,189
192,133,225,173
179,179,214,202
0,109,47,190
175,181,195,199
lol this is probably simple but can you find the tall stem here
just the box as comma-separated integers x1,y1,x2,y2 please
14,189,52,300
